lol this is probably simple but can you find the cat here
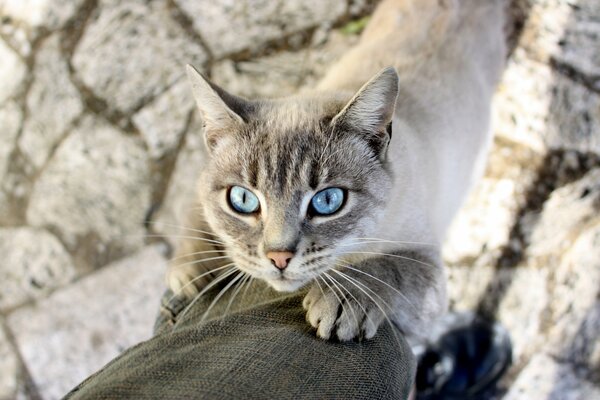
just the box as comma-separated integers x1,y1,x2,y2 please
166,0,506,341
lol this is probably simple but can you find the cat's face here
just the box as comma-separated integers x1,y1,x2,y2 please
188,66,398,292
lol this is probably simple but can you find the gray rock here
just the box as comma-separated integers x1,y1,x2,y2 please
496,267,549,364
443,178,520,264
153,116,207,244
0,38,26,104
7,245,167,400
528,168,600,259
19,34,84,169
0,0,86,32
26,115,151,271
504,353,600,400
0,101,21,182
0,227,76,311
132,78,194,159
211,30,359,99
445,259,496,312
0,322,19,400
175,0,347,58
494,49,600,154
521,0,600,90
531,171,600,376
72,0,207,113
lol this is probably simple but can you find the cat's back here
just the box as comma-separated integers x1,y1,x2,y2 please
318,0,505,94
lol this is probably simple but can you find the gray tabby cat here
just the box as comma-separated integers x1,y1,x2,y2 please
167,0,505,341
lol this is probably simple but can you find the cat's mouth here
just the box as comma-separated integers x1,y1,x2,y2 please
267,275,308,292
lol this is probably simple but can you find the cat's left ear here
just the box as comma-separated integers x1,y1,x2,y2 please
332,67,399,156
186,64,251,152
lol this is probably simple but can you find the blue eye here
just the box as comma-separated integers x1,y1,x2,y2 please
310,188,345,216
229,186,260,214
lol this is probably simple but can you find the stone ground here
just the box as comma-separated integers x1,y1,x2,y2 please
0,0,598,399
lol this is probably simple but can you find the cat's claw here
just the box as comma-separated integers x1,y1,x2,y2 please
303,283,385,341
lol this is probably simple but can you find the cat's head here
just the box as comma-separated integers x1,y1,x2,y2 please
187,65,398,292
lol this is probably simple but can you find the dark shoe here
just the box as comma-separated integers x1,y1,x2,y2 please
415,314,512,400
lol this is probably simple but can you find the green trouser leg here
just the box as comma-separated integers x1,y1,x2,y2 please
65,280,415,399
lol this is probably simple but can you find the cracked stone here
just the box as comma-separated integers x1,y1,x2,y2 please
0,100,21,182
175,0,347,58
495,49,600,154
72,0,207,114
521,0,600,90
26,115,151,271
504,353,600,400
496,267,549,364
153,115,206,244
132,78,193,159
0,227,76,311
211,30,359,99
0,0,86,33
7,244,167,399
19,34,84,169
446,258,496,312
444,178,519,264
0,322,19,400
527,168,600,259
0,37,26,104
546,224,600,380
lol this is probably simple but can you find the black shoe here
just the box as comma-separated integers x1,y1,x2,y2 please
415,314,512,400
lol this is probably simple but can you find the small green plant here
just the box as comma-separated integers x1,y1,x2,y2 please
340,16,370,35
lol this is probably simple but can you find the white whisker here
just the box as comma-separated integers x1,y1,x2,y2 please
142,234,226,247
173,266,238,330
170,255,232,270
222,273,249,321
322,272,359,331
342,238,436,247
146,221,221,238
167,262,235,302
338,251,434,268
332,269,403,345
339,264,417,312
169,249,227,263
200,271,245,323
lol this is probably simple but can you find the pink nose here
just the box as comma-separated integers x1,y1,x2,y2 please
266,251,294,270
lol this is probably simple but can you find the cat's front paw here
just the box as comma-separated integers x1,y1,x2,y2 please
302,282,386,341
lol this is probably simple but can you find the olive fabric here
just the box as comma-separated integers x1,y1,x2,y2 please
64,280,415,399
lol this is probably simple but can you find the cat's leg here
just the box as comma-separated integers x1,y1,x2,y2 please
303,248,446,341
166,209,229,299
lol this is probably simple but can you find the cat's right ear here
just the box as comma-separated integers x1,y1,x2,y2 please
186,65,249,151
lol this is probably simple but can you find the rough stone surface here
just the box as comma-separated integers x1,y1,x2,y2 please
444,178,519,264
154,116,206,244
7,245,167,400
0,322,19,400
175,0,347,58
0,227,75,311
132,78,194,159
0,100,21,182
0,37,26,104
494,50,600,154
0,0,86,32
497,267,549,363
18,34,84,168
504,354,600,400
211,30,359,99
521,0,600,90
72,0,207,113
527,168,600,259
26,115,151,271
